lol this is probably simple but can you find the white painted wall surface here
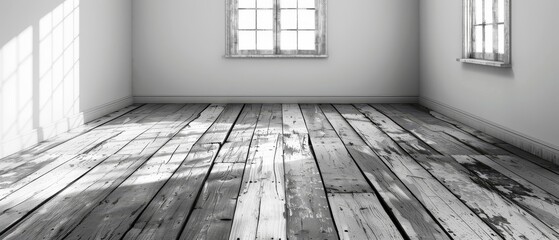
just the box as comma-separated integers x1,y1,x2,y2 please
0,0,133,158
420,0,559,153
132,0,420,101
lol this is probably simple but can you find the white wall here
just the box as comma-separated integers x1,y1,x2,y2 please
132,0,420,102
0,0,133,158
420,0,559,159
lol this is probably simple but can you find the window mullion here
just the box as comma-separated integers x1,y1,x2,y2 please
492,0,499,60
274,0,279,54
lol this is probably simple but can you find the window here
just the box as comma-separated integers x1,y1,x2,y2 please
459,0,511,67
226,0,327,58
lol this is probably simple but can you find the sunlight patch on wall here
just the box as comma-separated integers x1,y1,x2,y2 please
39,0,81,139
0,26,35,156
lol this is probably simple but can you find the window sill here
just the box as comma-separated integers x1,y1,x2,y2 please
225,54,329,59
457,58,511,68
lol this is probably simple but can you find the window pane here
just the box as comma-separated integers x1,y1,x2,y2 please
258,0,273,8
485,27,493,52
257,10,273,29
475,0,483,24
257,31,274,50
298,10,315,29
238,31,256,50
239,10,256,29
485,0,493,24
474,26,483,53
281,10,297,29
280,31,297,50
298,0,315,9
298,31,315,50
280,0,297,8
498,24,505,53
238,0,255,8
498,0,505,22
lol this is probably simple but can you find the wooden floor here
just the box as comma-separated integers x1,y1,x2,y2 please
1,104,559,240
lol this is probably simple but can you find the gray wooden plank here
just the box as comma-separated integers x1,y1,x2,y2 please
301,104,403,240
321,104,449,240
389,104,510,155
179,105,261,240
0,104,203,239
0,106,163,200
452,155,559,233
0,105,154,195
376,104,559,199
0,104,173,234
300,104,373,193
0,104,142,163
496,143,559,175
329,193,404,240
179,163,245,240
62,104,224,240
338,104,500,240
413,155,559,240
228,104,286,240
363,104,559,239
215,104,261,163
121,104,243,240
282,104,338,240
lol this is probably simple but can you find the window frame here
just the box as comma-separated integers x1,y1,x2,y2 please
459,0,511,67
226,0,328,58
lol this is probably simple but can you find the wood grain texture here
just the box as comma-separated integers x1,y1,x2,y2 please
3,103,559,240
322,104,449,240
0,105,170,234
301,104,403,239
63,104,215,240
414,155,559,240
0,105,151,198
229,104,286,240
300,104,373,193
180,163,245,240
282,104,338,240
329,193,404,240
215,104,261,163
452,155,559,233
0,104,201,239
369,104,559,239
340,104,500,240
121,104,243,240
379,104,559,199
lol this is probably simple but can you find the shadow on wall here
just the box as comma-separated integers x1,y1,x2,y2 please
0,0,81,158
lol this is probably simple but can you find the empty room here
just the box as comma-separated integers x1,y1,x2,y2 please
1,0,558,239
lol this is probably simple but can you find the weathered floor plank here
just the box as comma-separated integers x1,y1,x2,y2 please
0,105,169,234
229,104,286,240
63,104,222,240
329,193,403,240
300,104,404,240
120,104,242,240
0,104,156,199
375,105,559,200
2,103,559,240
320,104,449,240
0,104,199,239
365,104,559,239
385,104,559,198
282,104,338,240
337,104,500,240
215,104,261,164
180,104,261,240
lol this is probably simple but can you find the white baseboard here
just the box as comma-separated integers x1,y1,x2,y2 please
134,96,419,104
420,97,559,165
0,96,133,159
83,96,134,123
